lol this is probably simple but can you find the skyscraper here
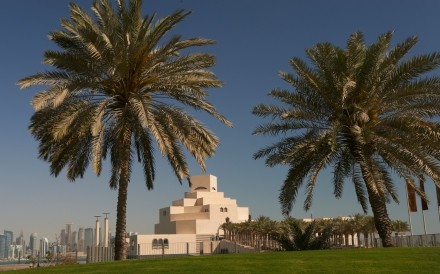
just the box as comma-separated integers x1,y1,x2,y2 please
39,238,49,256
15,232,25,259
66,223,72,248
71,231,77,251
15,232,24,246
0,234,6,258
60,229,66,245
29,233,38,256
77,228,85,252
3,230,13,258
84,228,93,250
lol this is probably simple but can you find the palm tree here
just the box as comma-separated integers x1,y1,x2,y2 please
276,218,332,251
351,213,366,247
392,219,410,247
392,220,410,235
252,31,440,247
19,0,231,260
362,215,376,248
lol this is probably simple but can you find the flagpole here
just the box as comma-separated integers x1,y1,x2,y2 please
438,206,440,226
405,181,414,236
421,210,427,235
420,179,428,235
436,186,440,226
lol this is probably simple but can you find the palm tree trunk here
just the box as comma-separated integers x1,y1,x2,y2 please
114,175,128,260
354,143,394,247
363,232,369,248
364,184,393,247
114,130,132,260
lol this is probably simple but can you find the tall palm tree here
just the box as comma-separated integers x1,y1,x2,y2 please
252,31,440,247
19,0,231,260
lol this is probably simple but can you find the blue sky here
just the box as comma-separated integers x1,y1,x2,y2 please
2,0,440,242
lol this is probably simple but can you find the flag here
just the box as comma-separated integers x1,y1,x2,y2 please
406,180,417,212
436,185,440,207
420,179,428,211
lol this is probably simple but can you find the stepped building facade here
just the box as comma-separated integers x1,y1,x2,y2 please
155,174,249,234
128,174,252,256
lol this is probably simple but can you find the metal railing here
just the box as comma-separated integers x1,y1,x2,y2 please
127,240,259,260
375,233,440,248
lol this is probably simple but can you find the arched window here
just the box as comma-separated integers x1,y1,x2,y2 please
164,239,169,248
152,239,158,248
224,207,228,212
158,238,163,246
220,207,224,212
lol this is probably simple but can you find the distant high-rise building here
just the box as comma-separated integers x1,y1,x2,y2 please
15,232,25,258
77,228,84,252
66,223,72,248
29,233,38,256
0,234,6,258
84,228,93,250
15,232,25,246
4,230,13,258
71,231,77,251
39,238,49,256
60,229,66,245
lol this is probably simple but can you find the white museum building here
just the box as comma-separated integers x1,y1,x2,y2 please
128,174,254,256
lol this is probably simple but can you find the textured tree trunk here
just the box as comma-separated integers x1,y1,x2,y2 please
114,176,128,260
114,130,132,260
357,157,394,247
351,130,394,248
364,182,394,247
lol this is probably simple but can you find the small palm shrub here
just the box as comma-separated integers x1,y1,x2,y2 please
276,219,333,251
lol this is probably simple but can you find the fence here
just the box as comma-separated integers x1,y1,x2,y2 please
375,233,440,248
86,247,114,263
86,234,440,262
127,240,259,259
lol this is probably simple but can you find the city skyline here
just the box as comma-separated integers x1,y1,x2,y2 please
1,0,440,240
0,219,114,260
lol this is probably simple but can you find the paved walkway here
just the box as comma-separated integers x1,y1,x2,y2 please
0,264,31,272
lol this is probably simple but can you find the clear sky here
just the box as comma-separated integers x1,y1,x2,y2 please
1,0,440,242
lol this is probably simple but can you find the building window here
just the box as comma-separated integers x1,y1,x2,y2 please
164,239,169,248
152,239,158,248
220,207,224,212
224,207,228,212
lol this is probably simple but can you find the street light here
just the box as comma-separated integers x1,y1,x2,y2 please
94,216,101,247
103,213,110,248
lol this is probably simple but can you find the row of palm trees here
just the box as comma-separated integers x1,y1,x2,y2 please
220,214,409,250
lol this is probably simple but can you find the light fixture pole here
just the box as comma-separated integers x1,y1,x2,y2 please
94,216,101,247
103,213,110,248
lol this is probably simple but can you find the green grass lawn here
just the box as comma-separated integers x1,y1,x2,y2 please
7,248,440,273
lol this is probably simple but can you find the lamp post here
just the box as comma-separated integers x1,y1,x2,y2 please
94,216,101,247
103,213,110,248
